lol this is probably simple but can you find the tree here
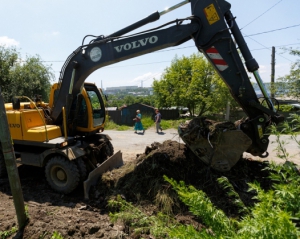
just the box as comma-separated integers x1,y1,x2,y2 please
106,92,155,108
152,53,236,116
277,48,300,100
0,46,18,102
0,46,54,102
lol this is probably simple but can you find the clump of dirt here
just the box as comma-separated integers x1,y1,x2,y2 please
92,140,272,217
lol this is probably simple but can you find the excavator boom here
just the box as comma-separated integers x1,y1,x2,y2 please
50,0,284,171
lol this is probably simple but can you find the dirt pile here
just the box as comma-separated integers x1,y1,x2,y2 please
92,140,272,217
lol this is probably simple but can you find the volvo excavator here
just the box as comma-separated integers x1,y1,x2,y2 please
0,0,284,198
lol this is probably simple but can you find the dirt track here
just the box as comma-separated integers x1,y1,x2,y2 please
105,128,300,165
104,128,182,162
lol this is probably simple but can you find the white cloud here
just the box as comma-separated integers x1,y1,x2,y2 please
131,72,162,83
258,64,267,73
131,72,153,82
0,36,20,47
257,62,291,82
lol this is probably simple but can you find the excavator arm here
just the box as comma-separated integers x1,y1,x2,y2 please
50,0,284,171
51,19,199,122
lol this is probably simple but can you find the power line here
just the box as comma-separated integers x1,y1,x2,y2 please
244,24,300,37
155,42,300,53
251,43,300,51
241,0,283,30
247,36,294,62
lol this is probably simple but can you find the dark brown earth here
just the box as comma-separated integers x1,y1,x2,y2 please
0,140,273,239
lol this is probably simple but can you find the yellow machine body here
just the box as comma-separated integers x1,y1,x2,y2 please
4,82,106,143
6,109,61,142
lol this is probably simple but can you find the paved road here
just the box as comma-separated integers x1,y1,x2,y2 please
105,128,182,162
105,128,300,165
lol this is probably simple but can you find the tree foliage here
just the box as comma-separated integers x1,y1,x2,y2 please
0,46,54,102
276,48,300,99
107,94,155,108
152,53,237,116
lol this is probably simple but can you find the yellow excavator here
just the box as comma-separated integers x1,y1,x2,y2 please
1,0,284,198
2,82,123,199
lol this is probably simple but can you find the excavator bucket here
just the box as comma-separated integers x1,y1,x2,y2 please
178,117,252,172
83,150,123,199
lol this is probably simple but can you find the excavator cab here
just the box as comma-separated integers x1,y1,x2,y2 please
49,82,107,136
71,83,106,135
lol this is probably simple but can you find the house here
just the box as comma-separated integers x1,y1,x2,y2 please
120,103,155,126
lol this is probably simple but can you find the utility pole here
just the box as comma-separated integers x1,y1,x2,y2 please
0,88,27,229
271,46,275,98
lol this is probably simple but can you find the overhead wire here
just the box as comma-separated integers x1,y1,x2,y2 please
240,0,283,30
246,36,294,62
251,43,300,51
238,0,296,63
244,24,300,37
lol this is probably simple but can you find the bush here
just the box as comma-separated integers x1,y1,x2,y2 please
279,104,294,112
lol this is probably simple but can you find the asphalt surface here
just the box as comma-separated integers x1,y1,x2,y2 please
104,128,300,165
105,128,182,162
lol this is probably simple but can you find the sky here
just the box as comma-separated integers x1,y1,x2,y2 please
0,0,299,89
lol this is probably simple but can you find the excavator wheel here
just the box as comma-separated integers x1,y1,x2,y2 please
104,140,114,157
45,156,80,194
97,140,114,165
0,152,7,178
75,157,87,182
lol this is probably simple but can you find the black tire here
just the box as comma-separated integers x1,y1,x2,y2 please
0,153,7,178
75,157,87,182
45,156,80,194
105,140,114,157
97,140,114,165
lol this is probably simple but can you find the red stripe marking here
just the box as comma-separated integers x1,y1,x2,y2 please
212,59,227,66
206,47,218,54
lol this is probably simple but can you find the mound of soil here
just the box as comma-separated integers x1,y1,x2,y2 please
93,140,271,217
0,140,272,238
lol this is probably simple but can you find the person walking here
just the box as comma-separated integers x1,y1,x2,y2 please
133,110,145,134
155,108,163,133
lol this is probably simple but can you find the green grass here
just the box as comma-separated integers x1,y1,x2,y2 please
160,118,187,130
105,121,131,131
0,227,17,239
51,231,64,239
